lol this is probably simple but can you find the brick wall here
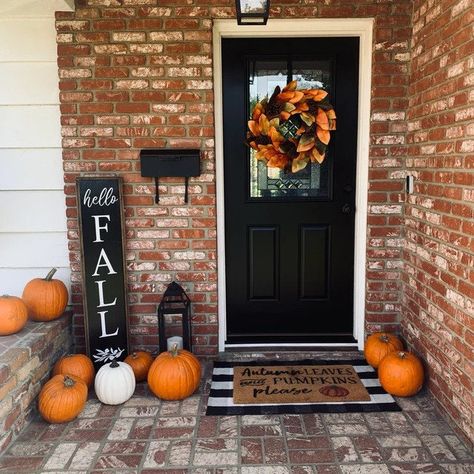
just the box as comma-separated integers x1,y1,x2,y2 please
403,0,473,444
57,0,413,357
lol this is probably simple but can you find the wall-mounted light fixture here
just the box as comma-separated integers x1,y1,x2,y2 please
235,0,270,25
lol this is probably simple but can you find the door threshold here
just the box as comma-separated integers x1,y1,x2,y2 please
225,342,359,350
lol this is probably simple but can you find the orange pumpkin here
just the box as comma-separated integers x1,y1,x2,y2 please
38,374,88,423
378,351,424,397
53,353,95,388
0,295,28,336
147,345,201,400
124,351,154,382
22,268,68,321
364,332,404,368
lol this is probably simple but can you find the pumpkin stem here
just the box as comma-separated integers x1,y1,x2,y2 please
379,334,390,343
63,375,76,387
45,268,58,281
110,360,120,368
170,343,179,357
131,352,137,358
398,351,406,358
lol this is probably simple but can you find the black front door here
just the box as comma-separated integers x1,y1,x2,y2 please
223,37,359,344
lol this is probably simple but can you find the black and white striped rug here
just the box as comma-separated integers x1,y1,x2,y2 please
206,359,401,415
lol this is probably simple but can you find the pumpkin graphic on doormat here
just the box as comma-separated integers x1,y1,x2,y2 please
319,385,350,398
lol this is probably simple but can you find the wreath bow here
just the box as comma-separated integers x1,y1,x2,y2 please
246,80,336,173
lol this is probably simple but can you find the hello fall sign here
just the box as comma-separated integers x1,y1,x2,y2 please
77,177,129,370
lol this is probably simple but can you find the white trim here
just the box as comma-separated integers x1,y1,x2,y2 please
213,18,374,352
0,0,74,17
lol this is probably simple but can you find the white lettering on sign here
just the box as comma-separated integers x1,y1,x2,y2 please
88,196,120,341
95,280,118,308
92,248,117,277
83,187,118,208
98,311,120,338
92,215,111,243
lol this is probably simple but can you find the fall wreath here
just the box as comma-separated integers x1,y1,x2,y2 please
246,80,336,173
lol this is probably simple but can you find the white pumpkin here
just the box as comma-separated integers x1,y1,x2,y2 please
94,360,136,405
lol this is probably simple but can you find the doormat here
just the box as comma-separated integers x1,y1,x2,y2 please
233,364,371,404
206,359,401,416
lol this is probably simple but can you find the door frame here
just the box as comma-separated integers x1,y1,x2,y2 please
213,18,374,352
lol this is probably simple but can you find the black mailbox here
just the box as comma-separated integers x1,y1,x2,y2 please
140,149,200,203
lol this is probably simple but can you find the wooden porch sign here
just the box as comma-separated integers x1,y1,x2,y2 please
77,177,129,370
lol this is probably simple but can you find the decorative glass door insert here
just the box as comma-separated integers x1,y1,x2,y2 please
248,59,333,200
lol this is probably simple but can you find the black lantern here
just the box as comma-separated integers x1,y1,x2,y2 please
235,0,270,25
158,281,192,353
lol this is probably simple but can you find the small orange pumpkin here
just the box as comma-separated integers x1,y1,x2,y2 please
147,344,201,401
124,351,154,382
364,332,404,368
38,374,88,423
22,268,68,321
53,354,95,388
378,351,424,397
0,295,28,336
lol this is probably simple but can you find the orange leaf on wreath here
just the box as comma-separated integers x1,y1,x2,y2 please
292,154,310,173
277,91,294,102
268,153,289,169
316,126,330,145
282,80,298,92
248,120,260,136
252,103,264,120
290,101,309,116
259,114,270,135
305,89,328,101
289,91,305,103
270,126,285,151
316,108,330,131
326,109,337,131
297,133,315,153
311,148,326,164
300,112,315,126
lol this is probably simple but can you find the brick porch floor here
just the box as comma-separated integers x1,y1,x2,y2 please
1,360,473,473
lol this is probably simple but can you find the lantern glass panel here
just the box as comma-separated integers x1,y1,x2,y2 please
236,0,269,24
240,0,268,14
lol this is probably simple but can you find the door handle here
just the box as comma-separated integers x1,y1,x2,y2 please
342,203,351,214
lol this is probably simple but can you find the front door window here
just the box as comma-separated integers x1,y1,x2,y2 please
249,59,332,200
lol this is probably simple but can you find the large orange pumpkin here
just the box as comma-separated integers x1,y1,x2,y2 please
378,351,424,397
147,345,201,400
22,268,68,321
124,351,154,382
0,295,28,336
53,353,95,388
364,332,404,368
38,374,88,423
